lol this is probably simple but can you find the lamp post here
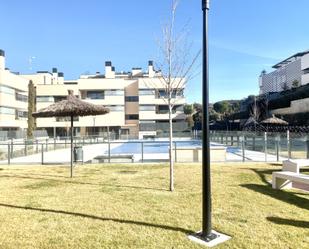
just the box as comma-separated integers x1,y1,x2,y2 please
188,1,230,246
200,0,217,241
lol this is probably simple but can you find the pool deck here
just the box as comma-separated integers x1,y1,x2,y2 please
0,141,287,164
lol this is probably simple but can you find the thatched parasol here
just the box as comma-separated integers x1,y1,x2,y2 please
33,90,109,177
261,114,288,125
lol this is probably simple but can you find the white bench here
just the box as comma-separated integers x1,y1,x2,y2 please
282,159,309,174
272,171,309,189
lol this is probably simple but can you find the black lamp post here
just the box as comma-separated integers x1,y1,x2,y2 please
190,2,230,245
200,0,217,241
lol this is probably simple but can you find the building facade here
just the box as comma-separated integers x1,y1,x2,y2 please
0,50,187,139
259,50,309,94
0,50,29,139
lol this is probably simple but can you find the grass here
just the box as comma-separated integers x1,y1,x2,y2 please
0,163,308,249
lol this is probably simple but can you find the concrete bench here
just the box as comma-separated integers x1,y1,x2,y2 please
282,159,309,173
272,171,309,189
93,154,134,163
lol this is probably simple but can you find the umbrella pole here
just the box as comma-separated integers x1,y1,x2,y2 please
70,115,73,178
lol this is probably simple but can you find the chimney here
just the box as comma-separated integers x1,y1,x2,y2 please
132,67,142,77
52,67,58,84
148,60,155,78
0,49,5,71
105,61,115,78
58,72,64,84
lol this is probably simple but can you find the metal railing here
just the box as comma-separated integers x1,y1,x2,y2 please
210,130,309,162
0,138,202,165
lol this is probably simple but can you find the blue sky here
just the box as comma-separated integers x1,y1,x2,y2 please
0,0,308,103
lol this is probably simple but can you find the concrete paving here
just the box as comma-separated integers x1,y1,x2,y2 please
0,140,288,165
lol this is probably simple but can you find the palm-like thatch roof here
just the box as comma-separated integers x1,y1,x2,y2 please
261,114,288,125
33,90,109,118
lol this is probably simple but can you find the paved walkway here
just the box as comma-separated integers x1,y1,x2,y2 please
0,141,287,164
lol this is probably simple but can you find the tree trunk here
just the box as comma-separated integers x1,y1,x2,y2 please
168,102,174,191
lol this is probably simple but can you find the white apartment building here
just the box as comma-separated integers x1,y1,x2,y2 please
259,50,309,94
0,50,29,139
0,50,187,139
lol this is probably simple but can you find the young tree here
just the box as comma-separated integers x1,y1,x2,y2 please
27,80,36,139
146,0,200,191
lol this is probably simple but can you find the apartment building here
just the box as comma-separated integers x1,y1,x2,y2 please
0,50,187,139
0,50,29,138
259,50,309,94
33,61,186,139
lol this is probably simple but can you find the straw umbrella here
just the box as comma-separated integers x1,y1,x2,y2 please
261,114,288,125
33,90,109,177
261,114,288,132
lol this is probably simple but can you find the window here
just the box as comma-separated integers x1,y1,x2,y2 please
54,96,68,102
157,89,184,99
106,105,124,112
15,110,28,119
139,105,156,111
56,117,79,122
105,90,124,96
156,105,182,114
37,96,54,102
125,114,139,120
139,120,155,124
0,106,15,115
125,96,139,102
139,89,154,95
0,85,15,95
15,93,28,102
86,91,104,99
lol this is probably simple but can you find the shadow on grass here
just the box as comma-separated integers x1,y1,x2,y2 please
250,168,276,185
267,216,309,228
241,184,309,211
0,174,169,192
0,203,193,234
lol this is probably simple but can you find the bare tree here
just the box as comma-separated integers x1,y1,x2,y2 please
144,0,200,191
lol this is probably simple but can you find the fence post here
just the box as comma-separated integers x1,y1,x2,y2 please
10,139,13,158
241,136,245,162
141,142,144,163
41,144,44,165
252,136,256,151
264,132,268,162
65,138,67,148
237,135,240,146
108,141,111,163
36,139,39,154
7,144,10,165
276,136,280,162
306,136,309,159
24,140,27,156
221,134,223,144
231,135,234,146
46,139,48,152
54,138,56,150
174,141,177,163
287,130,291,159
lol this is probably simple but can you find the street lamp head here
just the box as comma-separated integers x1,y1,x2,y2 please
202,0,210,10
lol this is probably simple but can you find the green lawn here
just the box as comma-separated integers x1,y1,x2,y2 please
0,163,308,249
